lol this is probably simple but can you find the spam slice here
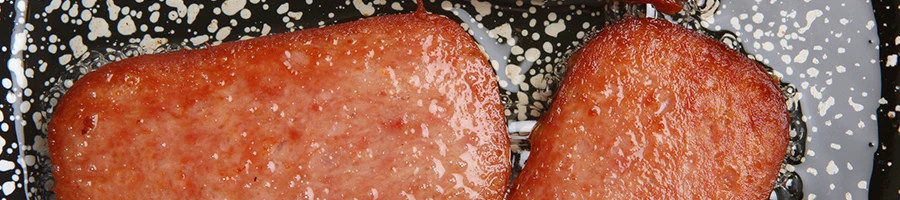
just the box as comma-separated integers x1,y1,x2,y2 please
510,18,788,199
49,12,510,199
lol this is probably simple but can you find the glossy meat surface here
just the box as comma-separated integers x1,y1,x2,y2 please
49,13,510,199
510,18,788,199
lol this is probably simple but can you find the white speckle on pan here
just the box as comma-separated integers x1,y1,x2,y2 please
762,42,774,51
440,1,452,11
781,54,792,64
817,96,834,116
752,13,764,24
810,85,824,99
0,160,14,171
807,167,818,176
839,18,849,25
845,192,852,200
221,0,246,16
80,9,93,21
261,24,272,35
806,67,819,77
68,36,87,58
848,97,864,111
5,92,15,106
505,64,525,85
809,194,817,200
826,160,839,175
353,0,375,16
24,155,35,166
288,11,303,20
148,2,160,11
190,35,210,46
542,42,552,53
58,54,72,65
391,2,403,11
45,0,62,13
68,4,80,19
207,19,219,33
138,34,169,52
33,135,48,155
240,9,252,19
216,26,232,41
1,181,14,195
544,20,565,37
87,18,111,40
276,3,290,14
149,11,160,23
752,29,763,39
730,17,740,30
117,15,136,35
886,54,897,67
82,0,98,7
830,143,841,150
794,49,809,63
165,0,189,17
488,23,513,44
471,0,491,16
187,4,202,24
858,181,868,189
798,9,823,34
524,48,540,62
836,65,846,73
167,10,179,21
510,46,523,55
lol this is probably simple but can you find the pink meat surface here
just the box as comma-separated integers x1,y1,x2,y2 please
49,12,510,199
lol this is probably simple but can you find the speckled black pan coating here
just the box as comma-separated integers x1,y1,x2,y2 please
0,0,895,199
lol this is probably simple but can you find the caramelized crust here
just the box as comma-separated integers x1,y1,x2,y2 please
511,18,788,199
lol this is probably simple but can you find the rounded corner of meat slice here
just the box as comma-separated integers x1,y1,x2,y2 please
48,12,511,199
510,18,789,199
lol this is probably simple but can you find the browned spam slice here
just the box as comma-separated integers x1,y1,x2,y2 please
49,12,510,199
510,18,788,199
